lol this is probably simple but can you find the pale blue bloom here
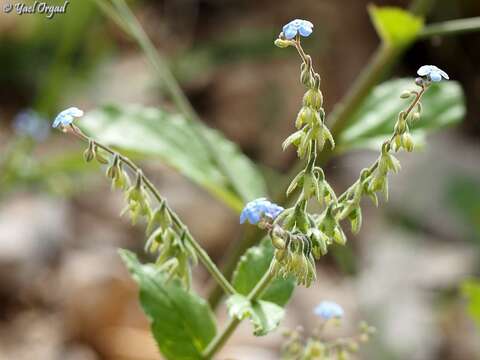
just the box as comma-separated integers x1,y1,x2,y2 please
282,19,314,40
52,107,84,128
13,110,50,141
240,198,284,225
417,65,449,82
314,301,344,320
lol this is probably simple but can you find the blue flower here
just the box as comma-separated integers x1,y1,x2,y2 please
13,110,50,141
240,198,284,225
52,107,84,128
417,65,449,82
282,19,314,40
314,301,344,320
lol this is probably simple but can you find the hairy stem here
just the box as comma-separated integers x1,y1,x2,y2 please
69,125,236,295
335,85,427,220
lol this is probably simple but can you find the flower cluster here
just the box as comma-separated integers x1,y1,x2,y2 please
281,301,375,360
52,107,197,288
242,19,451,290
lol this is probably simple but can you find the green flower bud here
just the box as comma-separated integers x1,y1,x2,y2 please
402,133,414,152
300,63,313,87
282,130,304,151
333,226,347,245
272,235,286,249
303,89,323,110
348,207,362,235
400,90,411,99
380,153,401,174
296,106,315,129
106,154,120,179
274,38,292,48
95,148,109,164
321,124,335,149
302,171,315,199
146,202,173,235
286,170,305,197
297,128,312,159
83,140,95,162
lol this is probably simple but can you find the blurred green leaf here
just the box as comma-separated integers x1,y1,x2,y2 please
337,79,465,151
462,279,480,330
368,6,424,47
226,294,284,336
232,238,295,307
79,104,267,212
445,176,480,244
119,250,216,360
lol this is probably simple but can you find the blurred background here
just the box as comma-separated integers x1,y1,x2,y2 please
0,0,480,359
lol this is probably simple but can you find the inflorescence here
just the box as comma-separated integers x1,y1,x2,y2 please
239,19,449,288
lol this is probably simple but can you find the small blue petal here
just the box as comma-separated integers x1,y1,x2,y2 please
239,198,284,225
283,24,297,40
282,19,314,39
314,301,344,320
430,72,442,82
417,65,449,82
52,107,84,128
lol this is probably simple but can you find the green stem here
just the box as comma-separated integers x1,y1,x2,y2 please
69,125,236,295
97,0,249,203
419,17,480,38
203,270,274,359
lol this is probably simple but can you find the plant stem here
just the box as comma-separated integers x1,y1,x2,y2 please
335,85,427,221
69,125,236,295
98,0,249,204
203,270,274,359
419,17,480,38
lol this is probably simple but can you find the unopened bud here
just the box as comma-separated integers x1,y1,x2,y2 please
274,38,291,48
400,90,411,99
83,140,96,162
402,133,414,152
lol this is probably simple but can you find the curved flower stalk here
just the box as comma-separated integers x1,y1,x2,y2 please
53,110,235,293
240,19,450,289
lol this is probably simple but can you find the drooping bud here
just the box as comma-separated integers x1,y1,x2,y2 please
83,139,96,162
402,133,414,152
302,89,323,110
283,130,304,152
274,38,292,48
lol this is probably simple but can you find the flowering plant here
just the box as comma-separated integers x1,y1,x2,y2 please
33,1,471,359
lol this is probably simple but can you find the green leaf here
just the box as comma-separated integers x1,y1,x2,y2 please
368,6,424,47
337,79,465,151
226,294,285,336
462,279,480,330
232,238,295,306
119,250,216,360
79,104,267,212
